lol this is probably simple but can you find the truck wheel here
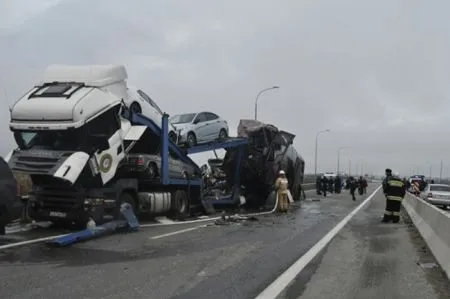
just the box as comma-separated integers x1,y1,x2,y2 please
171,190,189,220
117,192,137,220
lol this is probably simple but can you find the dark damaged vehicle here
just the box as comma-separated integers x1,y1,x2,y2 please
0,158,21,234
222,119,305,209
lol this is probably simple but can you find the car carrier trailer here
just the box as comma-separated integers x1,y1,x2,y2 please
12,111,248,227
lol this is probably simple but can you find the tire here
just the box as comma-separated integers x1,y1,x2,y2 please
186,132,197,147
169,131,177,143
116,192,137,220
130,102,142,114
218,129,228,141
146,162,158,179
171,190,189,220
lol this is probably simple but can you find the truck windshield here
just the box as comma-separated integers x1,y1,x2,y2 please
14,129,86,151
170,113,196,124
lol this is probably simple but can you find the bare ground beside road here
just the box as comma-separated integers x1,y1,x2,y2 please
0,186,377,299
278,190,450,299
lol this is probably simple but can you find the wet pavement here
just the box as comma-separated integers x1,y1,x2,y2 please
278,189,450,299
0,184,447,299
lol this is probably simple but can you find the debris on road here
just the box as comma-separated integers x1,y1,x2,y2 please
213,212,258,226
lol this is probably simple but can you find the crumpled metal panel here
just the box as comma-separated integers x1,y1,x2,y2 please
224,119,305,209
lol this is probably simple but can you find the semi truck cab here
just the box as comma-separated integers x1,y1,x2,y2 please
6,65,147,226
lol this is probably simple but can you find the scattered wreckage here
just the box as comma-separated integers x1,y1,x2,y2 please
222,119,306,209
2,64,308,234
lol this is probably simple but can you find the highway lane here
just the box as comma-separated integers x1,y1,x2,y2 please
0,185,378,299
277,189,450,299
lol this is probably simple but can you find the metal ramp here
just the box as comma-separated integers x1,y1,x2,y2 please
126,111,248,206
46,203,139,247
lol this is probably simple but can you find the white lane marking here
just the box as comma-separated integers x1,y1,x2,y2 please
0,233,71,250
150,225,206,240
0,187,321,250
254,185,382,299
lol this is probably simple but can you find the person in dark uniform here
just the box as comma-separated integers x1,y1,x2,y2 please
321,176,328,197
334,176,342,194
328,178,334,193
316,176,322,195
382,168,406,223
362,176,368,194
348,176,357,201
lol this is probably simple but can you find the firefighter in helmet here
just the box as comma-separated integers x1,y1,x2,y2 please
382,168,406,223
275,170,290,212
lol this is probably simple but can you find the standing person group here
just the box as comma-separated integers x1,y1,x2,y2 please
382,168,406,223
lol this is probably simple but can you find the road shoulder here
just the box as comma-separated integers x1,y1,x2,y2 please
280,191,450,299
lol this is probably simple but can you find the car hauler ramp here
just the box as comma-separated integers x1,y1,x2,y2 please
127,112,248,206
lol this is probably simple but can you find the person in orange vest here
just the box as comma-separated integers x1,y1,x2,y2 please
275,170,290,212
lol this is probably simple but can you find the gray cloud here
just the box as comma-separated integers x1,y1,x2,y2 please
1,0,450,177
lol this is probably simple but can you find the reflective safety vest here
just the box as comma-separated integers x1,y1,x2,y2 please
384,176,406,201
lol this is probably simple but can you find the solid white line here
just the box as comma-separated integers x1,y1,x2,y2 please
0,233,71,250
254,184,382,299
150,225,206,240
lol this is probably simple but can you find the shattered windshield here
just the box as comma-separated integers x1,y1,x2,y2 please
14,129,87,151
170,113,196,124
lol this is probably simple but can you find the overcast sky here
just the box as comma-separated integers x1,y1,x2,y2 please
1,0,450,177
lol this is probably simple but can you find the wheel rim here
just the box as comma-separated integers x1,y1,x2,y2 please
179,198,187,214
187,134,195,146
219,130,227,139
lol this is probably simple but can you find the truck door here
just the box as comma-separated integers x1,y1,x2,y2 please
88,106,126,185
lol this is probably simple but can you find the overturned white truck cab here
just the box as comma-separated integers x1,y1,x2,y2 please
6,65,150,226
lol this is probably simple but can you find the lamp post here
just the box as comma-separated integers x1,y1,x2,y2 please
337,146,348,176
314,129,330,177
254,86,279,120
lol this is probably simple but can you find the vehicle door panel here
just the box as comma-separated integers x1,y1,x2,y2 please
193,113,209,142
205,113,220,140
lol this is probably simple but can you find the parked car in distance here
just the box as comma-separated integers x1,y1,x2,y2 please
119,153,200,180
421,184,450,209
125,87,178,143
170,112,229,147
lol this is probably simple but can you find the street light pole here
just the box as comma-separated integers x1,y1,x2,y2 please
337,146,348,175
314,129,330,177
254,86,279,120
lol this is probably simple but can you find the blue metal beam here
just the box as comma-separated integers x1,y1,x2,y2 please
161,114,169,185
186,138,248,155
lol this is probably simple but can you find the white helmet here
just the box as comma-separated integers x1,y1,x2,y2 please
279,170,285,175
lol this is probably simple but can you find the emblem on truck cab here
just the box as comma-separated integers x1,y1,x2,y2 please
99,153,113,173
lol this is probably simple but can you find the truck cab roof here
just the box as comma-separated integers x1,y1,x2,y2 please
9,65,129,131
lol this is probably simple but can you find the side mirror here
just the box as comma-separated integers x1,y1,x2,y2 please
89,135,110,152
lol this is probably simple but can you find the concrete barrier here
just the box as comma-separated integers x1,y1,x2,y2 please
402,192,450,280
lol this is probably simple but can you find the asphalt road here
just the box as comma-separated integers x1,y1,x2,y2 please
0,184,447,299
278,188,450,299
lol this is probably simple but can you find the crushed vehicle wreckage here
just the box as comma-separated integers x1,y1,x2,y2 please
222,119,306,209
2,64,307,236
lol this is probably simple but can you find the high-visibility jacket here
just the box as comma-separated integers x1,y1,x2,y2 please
383,176,406,201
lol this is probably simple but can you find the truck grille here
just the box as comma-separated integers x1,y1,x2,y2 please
13,156,60,173
33,185,84,210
